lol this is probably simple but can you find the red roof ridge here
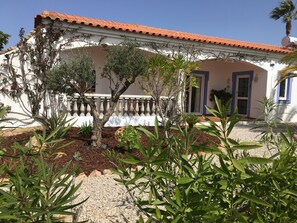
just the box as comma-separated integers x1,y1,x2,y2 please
35,11,291,54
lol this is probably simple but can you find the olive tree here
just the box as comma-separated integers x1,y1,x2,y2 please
140,53,199,127
47,43,148,148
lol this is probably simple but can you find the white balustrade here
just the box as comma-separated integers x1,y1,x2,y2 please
52,93,173,127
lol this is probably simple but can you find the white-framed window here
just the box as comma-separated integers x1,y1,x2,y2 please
277,75,292,104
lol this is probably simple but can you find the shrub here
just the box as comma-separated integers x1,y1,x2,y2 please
79,121,93,138
0,116,87,222
112,96,297,222
115,125,141,150
35,112,74,140
210,88,232,106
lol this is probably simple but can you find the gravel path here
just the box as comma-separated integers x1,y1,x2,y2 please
72,123,282,223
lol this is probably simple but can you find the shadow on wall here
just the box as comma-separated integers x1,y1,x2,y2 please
275,105,297,123
268,88,297,123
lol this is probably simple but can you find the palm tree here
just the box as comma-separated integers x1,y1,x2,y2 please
279,51,297,82
270,0,297,36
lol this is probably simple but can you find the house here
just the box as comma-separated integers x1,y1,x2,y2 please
0,11,295,127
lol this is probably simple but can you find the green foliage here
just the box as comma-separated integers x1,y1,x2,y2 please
0,125,86,222
141,53,199,123
79,121,93,138
0,31,10,51
102,42,148,88
36,112,74,140
183,114,200,129
116,125,141,150
112,96,297,222
209,88,232,106
47,54,96,96
270,0,297,35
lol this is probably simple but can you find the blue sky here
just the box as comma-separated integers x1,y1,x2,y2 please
0,0,293,49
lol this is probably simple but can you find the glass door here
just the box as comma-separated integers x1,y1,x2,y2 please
186,76,203,114
236,75,250,115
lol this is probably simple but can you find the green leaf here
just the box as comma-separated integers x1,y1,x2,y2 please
177,177,194,185
241,193,273,207
138,126,157,140
231,159,245,173
239,157,272,165
213,165,229,177
153,171,175,180
284,189,297,197
172,214,182,223
232,142,263,151
175,187,182,207
120,158,141,165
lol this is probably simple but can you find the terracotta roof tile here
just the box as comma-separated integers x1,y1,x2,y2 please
35,11,291,54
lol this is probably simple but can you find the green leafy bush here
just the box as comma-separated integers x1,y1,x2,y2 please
0,114,87,222
36,112,74,140
79,121,93,138
112,96,297,222
116,125,141,150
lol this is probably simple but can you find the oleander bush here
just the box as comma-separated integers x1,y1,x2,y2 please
112,97,297,223
0,108,87,222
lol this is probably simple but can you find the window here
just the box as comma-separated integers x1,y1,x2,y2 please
277,76,292,104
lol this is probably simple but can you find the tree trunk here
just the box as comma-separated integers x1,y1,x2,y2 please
91,101,118,149
286,22,292,36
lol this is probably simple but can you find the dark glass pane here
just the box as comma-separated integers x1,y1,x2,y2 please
237,99,248,115
238,78,249,97
190,77,202,113
279,80,286,98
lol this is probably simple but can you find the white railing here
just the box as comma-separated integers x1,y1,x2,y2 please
51,93,173,126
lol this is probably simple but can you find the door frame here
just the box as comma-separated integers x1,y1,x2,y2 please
231,71,253,116
189,71,209,115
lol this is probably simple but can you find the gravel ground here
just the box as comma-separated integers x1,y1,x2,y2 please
72,123,287,223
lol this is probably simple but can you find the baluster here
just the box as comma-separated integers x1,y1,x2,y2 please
112,100,116,116
135,99,139,116
80,101,85,116
152,99,156,116
140,99,145,116
118,98,123,116
67,96,72,116
73,99,78,117
124,98,128,116
146,98,151,116
106,98,110,114
99,97,104,119
86,103,91,116
129,98,134,116
59,95,65,113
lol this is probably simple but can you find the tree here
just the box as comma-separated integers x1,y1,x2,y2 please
0,31,10,50
272,50,297,84
0,24,69,119
140,53,198,127
47,43,148,148
270,0,297,36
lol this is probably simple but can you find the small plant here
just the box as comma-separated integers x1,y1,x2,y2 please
0,125,87,222
183,114,200,129
35,112,74,140
209,88,232,107
73,151,83,161
79,121,93,138
115,125,141,150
